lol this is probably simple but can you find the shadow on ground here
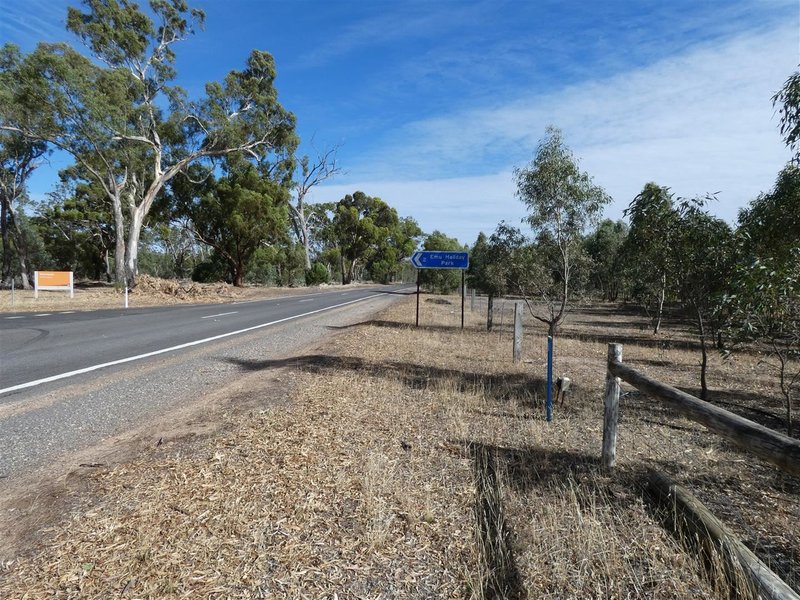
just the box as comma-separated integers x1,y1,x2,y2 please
224,353,546,406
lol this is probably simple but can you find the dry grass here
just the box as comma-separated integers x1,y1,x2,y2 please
0,275,339,313
0,294,797,598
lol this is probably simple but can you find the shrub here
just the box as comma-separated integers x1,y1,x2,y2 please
305,261,330,286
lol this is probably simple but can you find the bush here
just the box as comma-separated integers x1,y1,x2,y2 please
305,261,330,286
192,257,228,283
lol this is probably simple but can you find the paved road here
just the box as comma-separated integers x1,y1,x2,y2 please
0,285,410,394
0,285,413,479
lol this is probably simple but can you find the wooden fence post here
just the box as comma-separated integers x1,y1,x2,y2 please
513,302,523,362
602,343,623,469
470,288,475,312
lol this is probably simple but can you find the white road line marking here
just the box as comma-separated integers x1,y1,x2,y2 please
60,311,76,314
34,313,52,317
0,293,386,396
232,291,330,305
5,316,24,319
201,311,238,319
298,299,313,303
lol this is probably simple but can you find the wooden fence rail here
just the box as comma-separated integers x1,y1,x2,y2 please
647,470,800,600
602,343,800,477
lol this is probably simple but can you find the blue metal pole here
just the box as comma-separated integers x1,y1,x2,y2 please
546,335,553,422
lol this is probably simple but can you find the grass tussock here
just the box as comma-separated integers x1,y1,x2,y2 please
1,294,797,598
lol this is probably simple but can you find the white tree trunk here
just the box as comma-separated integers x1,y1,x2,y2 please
125,208,144,286
111,192,126,285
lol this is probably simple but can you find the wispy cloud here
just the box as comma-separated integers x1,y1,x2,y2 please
0,0,71,49
290,0,496,70
316,18,797,244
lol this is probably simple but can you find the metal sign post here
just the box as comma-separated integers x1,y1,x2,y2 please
546,335,554,422
461,271,465,329
416,270,421,327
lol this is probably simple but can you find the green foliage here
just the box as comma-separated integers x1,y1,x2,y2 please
328,192,415,284
622,182,679,332
671,197,735,398
185,164,289,286
369,216,422,284
773,68,800,159
583,219,628,301
468,223,526,298
513,126,611,335
0,45,51,286
242,242,304,287
192,253,228,283
34,173,116,281
305,261,330,286
723,251,800,435
419,230,464,294
737,164,800,266
137,223,204,280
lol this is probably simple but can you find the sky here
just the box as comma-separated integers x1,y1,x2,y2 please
1,0,798,245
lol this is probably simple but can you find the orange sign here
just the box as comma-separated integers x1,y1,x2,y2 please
37,271,71,286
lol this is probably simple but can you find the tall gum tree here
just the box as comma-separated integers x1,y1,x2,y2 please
331,191,396,285
2,0,297,286
289,146,341,271
0,45,51,288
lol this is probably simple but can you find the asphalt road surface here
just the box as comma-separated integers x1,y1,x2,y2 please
0,285,413,479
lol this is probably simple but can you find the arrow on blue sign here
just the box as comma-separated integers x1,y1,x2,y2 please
411,251,469,269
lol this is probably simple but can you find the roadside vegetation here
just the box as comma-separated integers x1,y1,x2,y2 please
1,296,797,597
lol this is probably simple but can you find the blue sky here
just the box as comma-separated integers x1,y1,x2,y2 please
2,0,798,245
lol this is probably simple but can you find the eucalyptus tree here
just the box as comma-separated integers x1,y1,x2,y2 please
469,224,527,330
0,132,48,288
1,0,297,286
289,146,341,270
737,164,800,267
773,67,800,160
331,192,398,284
184,162,290,287
671,198,735,399
623,182,679,333
725,165,800,435
0,45,51,288
37,172,116,281
1,39,142,283
583,219,628,301
724,252,799,436
369,216,421,284
513,126,611,336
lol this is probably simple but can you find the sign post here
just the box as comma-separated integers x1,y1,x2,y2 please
411,251,469,329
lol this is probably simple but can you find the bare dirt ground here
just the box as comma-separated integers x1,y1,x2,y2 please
0,292,797,598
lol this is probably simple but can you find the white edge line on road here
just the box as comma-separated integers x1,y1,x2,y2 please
200,311,238,319
0,293,385,396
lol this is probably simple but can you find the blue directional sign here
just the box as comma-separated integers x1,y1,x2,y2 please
411,251,469,269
